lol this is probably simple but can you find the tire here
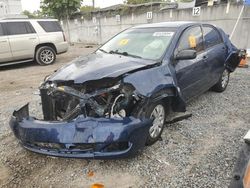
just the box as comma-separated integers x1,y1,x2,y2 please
212,69,230,92
35,46,56,66
135,101,167,146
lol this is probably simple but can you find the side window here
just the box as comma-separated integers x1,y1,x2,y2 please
0,23,4,36
203,26,223,48
6,22,35,35
25,22,36,33
38,21,63,32
177,26,204,53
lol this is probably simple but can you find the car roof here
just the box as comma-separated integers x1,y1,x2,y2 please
133,21,197,29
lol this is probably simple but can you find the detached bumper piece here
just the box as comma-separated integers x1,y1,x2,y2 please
10,104,152,159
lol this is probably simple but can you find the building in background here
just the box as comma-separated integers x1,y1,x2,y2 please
0,0,23,18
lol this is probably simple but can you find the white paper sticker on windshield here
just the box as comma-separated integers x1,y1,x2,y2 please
153,32,174,37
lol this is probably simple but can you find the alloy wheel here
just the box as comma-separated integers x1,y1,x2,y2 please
149,104,165,138
221,69,229,89
40,49,55,65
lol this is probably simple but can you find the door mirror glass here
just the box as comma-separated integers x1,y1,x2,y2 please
175,49,197,60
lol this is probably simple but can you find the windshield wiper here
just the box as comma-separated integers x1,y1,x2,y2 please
109,50,142,59
98,48,108,53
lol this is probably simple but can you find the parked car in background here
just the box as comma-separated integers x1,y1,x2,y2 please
0,19,68,66
10,22,244,159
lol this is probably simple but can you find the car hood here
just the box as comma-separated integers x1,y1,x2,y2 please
48,51,156,84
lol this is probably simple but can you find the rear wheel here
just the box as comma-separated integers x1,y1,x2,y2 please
212,69,230,92
35,46,56,66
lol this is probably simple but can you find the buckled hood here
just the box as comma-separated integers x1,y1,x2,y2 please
48,51,156,84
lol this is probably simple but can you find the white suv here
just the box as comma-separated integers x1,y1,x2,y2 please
0,19,68,66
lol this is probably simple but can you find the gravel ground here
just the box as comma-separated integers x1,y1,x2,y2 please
0,45,249,188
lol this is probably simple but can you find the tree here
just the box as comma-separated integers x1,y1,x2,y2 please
23,10,36,18
23,10,43,18
125,0,164,4
41,0,82,19
80,5,96,13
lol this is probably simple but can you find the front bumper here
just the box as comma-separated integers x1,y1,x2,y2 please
10,104,152,159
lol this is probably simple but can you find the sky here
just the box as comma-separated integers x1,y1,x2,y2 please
21,0,125,12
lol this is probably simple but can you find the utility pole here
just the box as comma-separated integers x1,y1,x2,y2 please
230,5,244,40
97,10,102,45
92,0,95,8
66,0,71,44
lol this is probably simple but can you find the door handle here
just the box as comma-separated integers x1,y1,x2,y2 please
29,37,37,40
0,40,7,43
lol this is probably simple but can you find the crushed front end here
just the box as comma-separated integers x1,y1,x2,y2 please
10,79,153,159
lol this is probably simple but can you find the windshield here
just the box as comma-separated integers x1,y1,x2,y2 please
99,27,176,60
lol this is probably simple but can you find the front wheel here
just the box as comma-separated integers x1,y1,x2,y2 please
135,101,167,146
212,69,230,92
35,46,56,66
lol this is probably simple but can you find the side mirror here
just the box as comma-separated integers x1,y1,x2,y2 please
175,49,197,60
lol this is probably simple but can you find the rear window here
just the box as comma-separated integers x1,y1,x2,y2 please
0,23,4,36
6,22,36,35
38,21,63,32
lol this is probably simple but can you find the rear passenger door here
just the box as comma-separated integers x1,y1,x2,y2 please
202,25,227,86
6,22,39,61
0,23,12,63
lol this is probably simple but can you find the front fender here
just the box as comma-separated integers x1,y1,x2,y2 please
123,65,186,112
123,66,175,97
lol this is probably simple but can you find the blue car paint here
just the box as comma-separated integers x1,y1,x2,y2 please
48,22,238,103
10,22,241,159
48,52,156,84
10,104,152,159
123,65,175,97
165,23,239,101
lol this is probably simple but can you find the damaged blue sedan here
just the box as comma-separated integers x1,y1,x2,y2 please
10,22,244,159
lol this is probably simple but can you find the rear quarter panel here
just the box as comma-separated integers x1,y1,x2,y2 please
31,20,68,54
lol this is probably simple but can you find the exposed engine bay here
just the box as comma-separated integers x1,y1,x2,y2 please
40,79,143,121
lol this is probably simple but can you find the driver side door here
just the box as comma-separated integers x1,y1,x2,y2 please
174,25,209,101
